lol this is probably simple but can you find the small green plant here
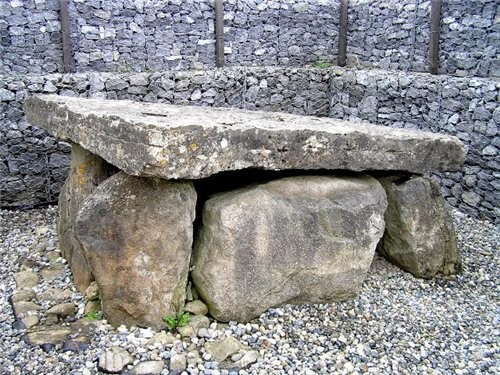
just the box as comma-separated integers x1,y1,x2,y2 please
162,312,191,331
312,59,334,69
85,311,102,320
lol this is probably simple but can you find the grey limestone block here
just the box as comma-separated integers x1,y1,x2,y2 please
378,175,461,278
74,171,197,329
24,95,466,179
58,143,116,293
192,175,388,322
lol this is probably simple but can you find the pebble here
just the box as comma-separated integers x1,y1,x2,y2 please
129,360,164,374
170,353,187,371
98,347,133,373
0,207,498,374
46,303,76,318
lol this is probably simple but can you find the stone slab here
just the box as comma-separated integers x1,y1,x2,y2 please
192,175,387,322
24,95,465,179
379,175,461,278
74,172,196,329
58,143,117,293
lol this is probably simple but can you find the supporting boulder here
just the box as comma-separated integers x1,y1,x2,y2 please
75,172,196,329
58,144,116,293
192,175,387,322
379,175,461,278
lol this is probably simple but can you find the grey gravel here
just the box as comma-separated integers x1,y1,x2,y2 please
0,206,498,374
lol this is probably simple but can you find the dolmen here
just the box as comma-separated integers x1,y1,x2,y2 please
24,95,465,328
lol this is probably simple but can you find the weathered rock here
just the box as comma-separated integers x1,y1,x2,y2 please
186,350,201,367
129,360,164,375
38,288,73,303
40,264,66,281
13,301,40,317
25,326,72,346
62,336,91,353
11,289,36,303
47,251,61,261
14,270,39,289
184,300,208,316
85,281,100,301
25,95,466,179
98,347,133,374
146,332,177,347
232,350,260,369
84,300,101,315
169,353,187,371
379,175,461,278
192,175,387,322
46,303,76,319
71,318,103,337
177,315,210,337
22,315,40,330
58,143,117,293
205,337,250,362
75,172,196,329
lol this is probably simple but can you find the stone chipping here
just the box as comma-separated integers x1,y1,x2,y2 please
0,204,498,374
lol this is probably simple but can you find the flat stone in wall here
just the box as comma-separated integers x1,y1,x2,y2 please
243,67,330,116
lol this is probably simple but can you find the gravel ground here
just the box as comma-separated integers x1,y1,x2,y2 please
0,206,498,375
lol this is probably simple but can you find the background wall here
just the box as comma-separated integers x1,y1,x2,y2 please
0,0,498,77
347,0,499,77
0,0,63,74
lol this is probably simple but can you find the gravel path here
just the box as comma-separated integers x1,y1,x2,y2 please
0,206,498,374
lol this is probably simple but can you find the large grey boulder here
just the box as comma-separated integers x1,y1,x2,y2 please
74,172,196,329
58,144,116,293
192,175,387,322
25,95,465,179
379,175,461,278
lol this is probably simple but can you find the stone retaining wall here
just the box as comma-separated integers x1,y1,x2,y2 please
1,67,498,222
1,0,498,77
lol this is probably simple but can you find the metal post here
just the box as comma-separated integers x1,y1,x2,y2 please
215,0,224,68
429,0,442,75
337,0,348,67
59,0,74,73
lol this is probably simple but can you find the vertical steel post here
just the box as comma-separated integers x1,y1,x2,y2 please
337,0,349,67
215,0,225,68
59,0,74,73
429,0,442,75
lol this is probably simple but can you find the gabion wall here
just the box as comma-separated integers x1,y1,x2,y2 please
0,0,498,77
